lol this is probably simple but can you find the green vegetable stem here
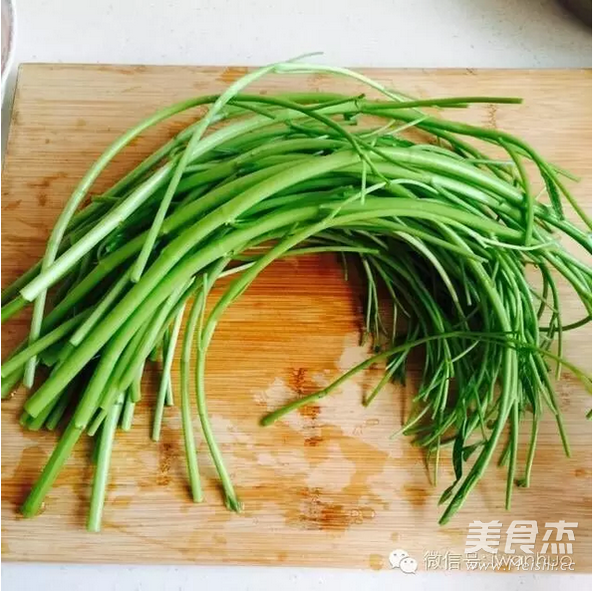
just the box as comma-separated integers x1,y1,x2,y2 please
1,60,591,531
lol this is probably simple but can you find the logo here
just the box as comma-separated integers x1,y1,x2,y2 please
465,520,578,556
389,548,418,573
419,519,579,572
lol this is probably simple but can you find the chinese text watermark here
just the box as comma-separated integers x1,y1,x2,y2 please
387,520,579,573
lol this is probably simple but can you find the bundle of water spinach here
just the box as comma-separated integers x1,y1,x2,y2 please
1,61,592,531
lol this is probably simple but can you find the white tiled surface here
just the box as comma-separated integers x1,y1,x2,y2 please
0,1,592,589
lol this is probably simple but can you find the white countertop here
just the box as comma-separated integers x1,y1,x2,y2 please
5,0,594,67
0,1,592,590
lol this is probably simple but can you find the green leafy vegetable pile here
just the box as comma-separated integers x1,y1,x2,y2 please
1,61,592,530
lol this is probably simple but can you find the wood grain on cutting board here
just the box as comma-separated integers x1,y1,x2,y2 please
1,65,591,570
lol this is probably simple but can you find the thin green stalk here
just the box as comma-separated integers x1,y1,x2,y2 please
180,294,204,503
88,393,124,531
152,303,186,441
121,397,136,431
129,363,144,403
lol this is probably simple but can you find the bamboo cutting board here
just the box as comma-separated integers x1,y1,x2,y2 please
1,65,592,571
